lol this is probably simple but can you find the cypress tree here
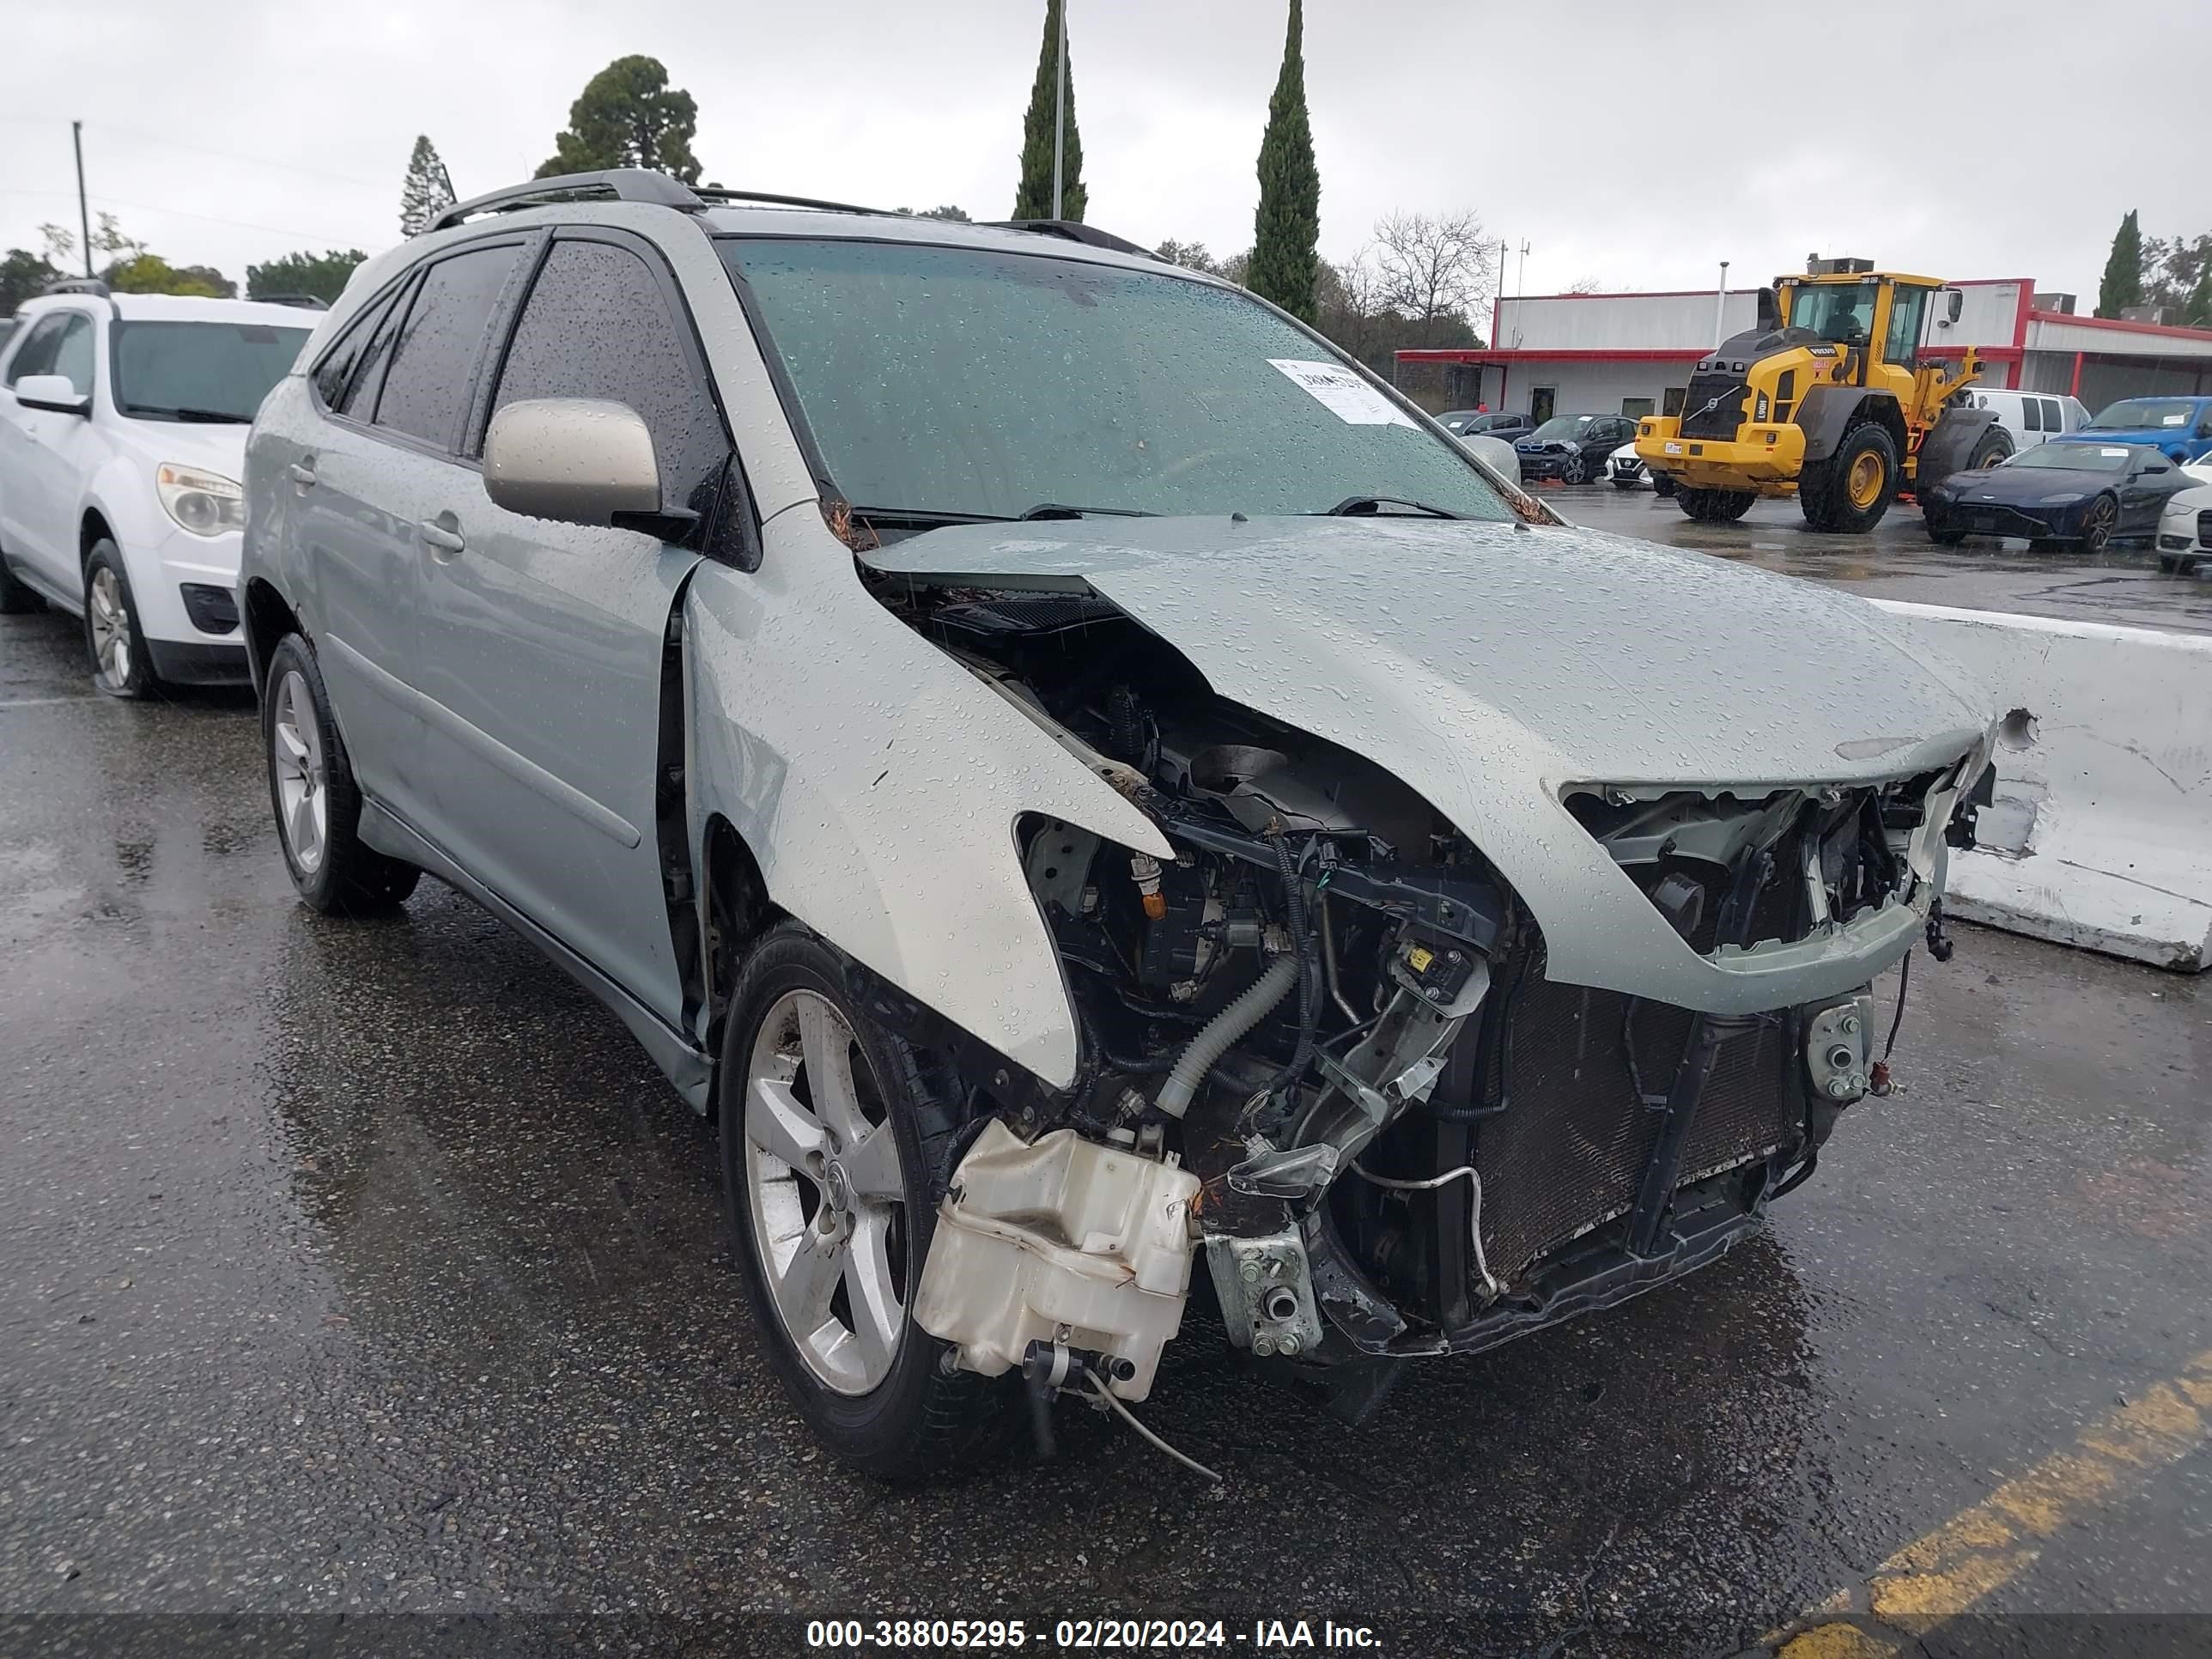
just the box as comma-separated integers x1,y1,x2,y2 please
2095,210,2143,319
1249,0,1320,325
1012,1,1085,222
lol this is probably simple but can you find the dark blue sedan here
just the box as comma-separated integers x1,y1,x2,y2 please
1920,442,2196,551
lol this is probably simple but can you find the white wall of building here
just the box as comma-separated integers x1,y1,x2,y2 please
1493,277,2029,355
1485,359,1694,421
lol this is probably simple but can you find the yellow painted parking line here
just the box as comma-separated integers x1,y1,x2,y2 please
1774,1348,2212,1656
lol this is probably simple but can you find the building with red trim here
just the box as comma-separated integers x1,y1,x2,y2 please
1395,278,2212,423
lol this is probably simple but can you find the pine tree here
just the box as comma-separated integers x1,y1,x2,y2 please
2096,210,2144,319
538,56,702,183
399,137,456,238
1012,0,1085,222
1249,0,1320,325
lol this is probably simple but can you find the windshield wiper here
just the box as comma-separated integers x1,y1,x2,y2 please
847,505,1012,527
1017,502,1158,520
1323,495,1462,519
125,404,251,424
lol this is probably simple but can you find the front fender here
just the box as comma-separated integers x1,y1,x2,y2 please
684,507,1171,1090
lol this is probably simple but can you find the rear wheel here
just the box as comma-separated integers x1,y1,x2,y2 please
263,633,420,914
720,923,1006,1480
2077,494,2119,554
1966,426,2014,471
1802,422,1899,533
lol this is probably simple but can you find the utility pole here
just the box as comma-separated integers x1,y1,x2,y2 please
1051,0,1066,220
72,120,92,278
1516,240,1530,298
1714,260,1730,343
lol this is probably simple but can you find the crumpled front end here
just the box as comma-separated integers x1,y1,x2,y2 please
857,531,1992,1424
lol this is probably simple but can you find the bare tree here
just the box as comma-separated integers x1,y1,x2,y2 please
1154,239,1220,274
1565,276,1607,295
1371,210,1492,331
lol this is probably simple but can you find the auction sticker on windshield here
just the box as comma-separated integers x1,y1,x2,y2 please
1267,359,1417,428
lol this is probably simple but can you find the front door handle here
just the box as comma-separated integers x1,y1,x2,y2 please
287,460,317,488
418,519,466,558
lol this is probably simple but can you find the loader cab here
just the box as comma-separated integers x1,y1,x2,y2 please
1775,270,1944,377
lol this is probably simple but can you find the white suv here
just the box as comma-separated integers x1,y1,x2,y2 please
0,285,317,695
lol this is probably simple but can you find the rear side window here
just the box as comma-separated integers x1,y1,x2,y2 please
374,244,525,450
486,237,726,508
2039,398,2062,433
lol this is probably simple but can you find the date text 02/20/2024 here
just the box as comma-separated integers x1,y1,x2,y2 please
805,1618,1386,1650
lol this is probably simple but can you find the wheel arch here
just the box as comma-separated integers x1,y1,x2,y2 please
241,577,301,697
1795,386,1905,465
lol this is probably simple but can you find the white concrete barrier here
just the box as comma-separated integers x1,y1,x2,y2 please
1873,600,2212,972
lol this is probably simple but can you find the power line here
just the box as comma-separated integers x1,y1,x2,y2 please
0,186,383,251
0,115,392,192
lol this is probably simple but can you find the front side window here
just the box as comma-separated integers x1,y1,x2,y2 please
720,238,1515,522
112,321,309,423
1790,282,1879,345
312,286,399,411
485,237,726,509
374,243,525,449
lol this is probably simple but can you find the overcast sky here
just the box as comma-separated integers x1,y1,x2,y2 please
3,0,2203,311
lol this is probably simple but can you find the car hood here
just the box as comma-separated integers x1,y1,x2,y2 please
864,515,1989,788
2166,483,2212,514
1931,465,2106,500
106,413,251,477
866,515,1990,1012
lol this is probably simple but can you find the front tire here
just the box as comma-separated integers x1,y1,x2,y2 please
721,924,1006,1480
83,542,157,699
2077,494,2119,554
1802,422,1899,533
262,633,420,914
1678,486,1757,523
1560,453,1589,485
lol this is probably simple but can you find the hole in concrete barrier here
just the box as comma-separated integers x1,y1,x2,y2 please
1999,708,2038,750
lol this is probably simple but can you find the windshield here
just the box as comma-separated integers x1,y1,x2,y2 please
112,320,309,422
2087,398,2197,430
1528,415,1598,441
2005,444,2133,472
1786,281,1879,346
720,239,1515,522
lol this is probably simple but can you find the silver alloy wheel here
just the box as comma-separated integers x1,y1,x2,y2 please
88,564,131,689
270,669,329,875
744,988,908,1395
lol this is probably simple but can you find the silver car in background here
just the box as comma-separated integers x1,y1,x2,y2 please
240,168,1994,1480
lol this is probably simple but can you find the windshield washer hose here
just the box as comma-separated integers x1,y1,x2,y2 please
1153,951,1301,1119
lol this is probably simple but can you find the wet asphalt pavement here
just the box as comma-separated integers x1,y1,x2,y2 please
3,582,2209,1659
1559,484,2212,638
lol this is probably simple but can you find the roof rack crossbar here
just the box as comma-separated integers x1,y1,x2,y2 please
428,168,702,234
690,186,890,216
988,220,1159,261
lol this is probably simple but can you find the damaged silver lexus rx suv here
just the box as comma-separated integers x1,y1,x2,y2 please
240,169,1994,1479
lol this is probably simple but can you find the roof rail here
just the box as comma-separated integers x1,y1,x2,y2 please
252,294,331,311
690,186,889,216
988,220,1159,261
41,276,112,297
428,168,702,234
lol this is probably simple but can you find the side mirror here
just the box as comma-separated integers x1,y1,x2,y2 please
1945,289,1965,325
1755,287,1780,333
483,398,693,538
13,374,89,416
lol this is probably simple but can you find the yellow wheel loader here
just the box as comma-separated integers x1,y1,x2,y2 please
1634,258,2014,532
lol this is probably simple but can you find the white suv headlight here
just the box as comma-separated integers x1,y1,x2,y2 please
156,464,244,537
